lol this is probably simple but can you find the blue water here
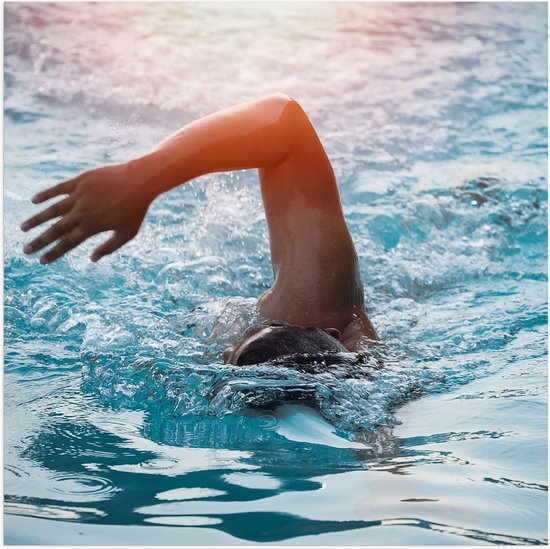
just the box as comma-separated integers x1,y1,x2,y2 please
4,2,548,544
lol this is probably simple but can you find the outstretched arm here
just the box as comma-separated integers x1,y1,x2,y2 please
21,93,303,264
22,93,377,344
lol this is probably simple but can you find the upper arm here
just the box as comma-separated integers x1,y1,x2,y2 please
259,97,344,221
257,99,368,329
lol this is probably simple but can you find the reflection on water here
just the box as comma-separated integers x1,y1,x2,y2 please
5,408,545,544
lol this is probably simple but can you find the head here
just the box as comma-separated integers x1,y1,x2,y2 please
223,320,347,365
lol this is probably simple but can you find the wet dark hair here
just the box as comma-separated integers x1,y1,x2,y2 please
236,324,347,366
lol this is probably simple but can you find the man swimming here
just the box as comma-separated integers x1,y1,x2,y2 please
21,93,378,365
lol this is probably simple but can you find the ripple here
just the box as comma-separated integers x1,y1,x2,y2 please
483,477,548,491
371,450,472,472
49,473,117,498
403,430,517,447
453,388,544,400
381,517,547,545
140,458,179,471
256,410,280,431
4,464,30,478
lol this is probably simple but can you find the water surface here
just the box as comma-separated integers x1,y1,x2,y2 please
4,2,547,544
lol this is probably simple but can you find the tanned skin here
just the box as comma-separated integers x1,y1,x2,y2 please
21,94,378,358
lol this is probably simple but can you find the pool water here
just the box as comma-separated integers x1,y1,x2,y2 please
4,2,547,544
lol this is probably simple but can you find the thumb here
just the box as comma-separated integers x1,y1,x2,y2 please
90,232,132,262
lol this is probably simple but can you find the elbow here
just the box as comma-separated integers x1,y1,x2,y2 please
270,91,295,106
255,92,311,166
267,92,309,132
250,92,303,129
267,92,303,117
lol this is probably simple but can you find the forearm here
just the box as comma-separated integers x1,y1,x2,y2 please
131,93,302,199
20,93,315,264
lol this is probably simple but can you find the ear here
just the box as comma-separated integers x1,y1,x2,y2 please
323,328,341,340
223,347,234,364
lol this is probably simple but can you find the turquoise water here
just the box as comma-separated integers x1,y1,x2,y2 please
4,2,548,544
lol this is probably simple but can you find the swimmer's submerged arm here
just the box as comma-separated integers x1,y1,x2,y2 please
21,93,311,263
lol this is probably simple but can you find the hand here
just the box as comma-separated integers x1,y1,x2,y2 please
21,162,153,264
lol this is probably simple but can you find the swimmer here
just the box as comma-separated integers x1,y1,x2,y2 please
21,93,378,365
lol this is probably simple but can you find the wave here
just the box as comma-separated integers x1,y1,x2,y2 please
5,1,547,444
6,170,547,436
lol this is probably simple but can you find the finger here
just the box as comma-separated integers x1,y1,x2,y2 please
23,215,79,255
90,232,133,262
39,227,88,264
20,196,73,232
31,177,79,204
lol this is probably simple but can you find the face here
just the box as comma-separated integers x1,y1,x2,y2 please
223,324,280,365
